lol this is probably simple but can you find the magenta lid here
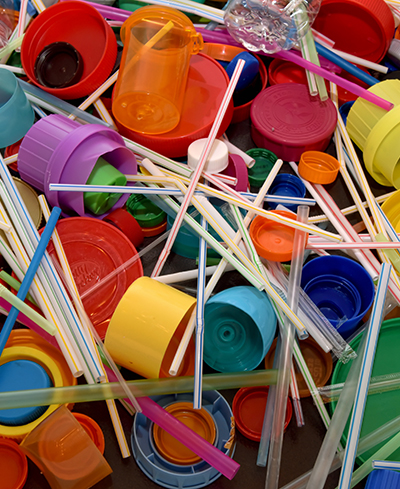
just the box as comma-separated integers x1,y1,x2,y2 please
250,84,337,162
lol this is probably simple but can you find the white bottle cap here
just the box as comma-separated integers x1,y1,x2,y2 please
187,138,229,173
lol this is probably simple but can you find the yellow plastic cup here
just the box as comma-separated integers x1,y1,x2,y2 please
112,6,203,135
104,277,196,378
346,79,400,151
381,189,400,233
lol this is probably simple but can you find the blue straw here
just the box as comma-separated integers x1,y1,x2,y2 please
0,206,61,356
315,42,379,87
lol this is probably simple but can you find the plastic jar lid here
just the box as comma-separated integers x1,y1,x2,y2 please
72,412,105,455
246,148,278,188
103,207,144,249
250,83,337,162
232,386,292,441
298,150,341,184
249,210,301,262
152,402,216,465
34,41,84,89
0,438,28,489
264,337,333,397
312,0,394,63
0,359,53,426
126,194,166,228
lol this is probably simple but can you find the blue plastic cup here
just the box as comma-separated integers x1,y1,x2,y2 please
0,68,34,148
301,255,375,338
203,286,277,372
267,173,306,211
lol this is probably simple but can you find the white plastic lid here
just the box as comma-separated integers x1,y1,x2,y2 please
187,139,229,173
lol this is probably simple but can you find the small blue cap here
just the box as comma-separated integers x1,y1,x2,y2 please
225,52,259,92
0,360,53,426
366,469,400,489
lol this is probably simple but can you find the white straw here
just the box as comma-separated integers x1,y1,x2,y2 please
372,459,400,469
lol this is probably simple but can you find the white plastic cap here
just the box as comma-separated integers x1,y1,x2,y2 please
187,138,229,173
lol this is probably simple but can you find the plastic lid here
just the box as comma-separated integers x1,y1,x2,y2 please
187,139,229,173
219,153,249,192
225,52,259,92
13,177,43,229
34,42,84,89
115,53,233,159
0,359,53,426
72,412,105,455
249,210,301,262
264,337,333,397
366,469,400,489
250,83,337,162
0,438,28,489
313,0,395,63
103,207,144,249
232,386,292,441
246,148,278,188
126,193,166,228
298,151,341,184
268,173,306,211
153,402,216,465
44,217,143,339
381,189,400,233
141,218,168,237
83,157,127,216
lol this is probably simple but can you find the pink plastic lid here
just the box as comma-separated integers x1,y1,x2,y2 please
250,83,337,162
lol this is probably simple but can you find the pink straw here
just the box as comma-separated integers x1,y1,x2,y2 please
150,58,245,277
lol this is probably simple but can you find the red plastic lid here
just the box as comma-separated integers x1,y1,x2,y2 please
0,438,28,489
103,207,144,249
72,412,105,455
232,386,292,441
115,53,233,158
250,83,337,162
313,0,394,63
44,217,143,339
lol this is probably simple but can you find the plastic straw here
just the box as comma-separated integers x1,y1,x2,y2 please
330,48,388,74
220,134,255,168
154,263,234,284
337,263,391,489
264,205,309,489
306,241,400,250
16,0,28,46
372,459,400,469
0,271,38,306
151,59,245,277
0,207,61,356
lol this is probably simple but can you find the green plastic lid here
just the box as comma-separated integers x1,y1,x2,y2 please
83,157,127,215
246,148,278,188
126,194,166,228
330,318,400,465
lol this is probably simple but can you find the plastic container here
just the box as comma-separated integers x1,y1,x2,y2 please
267,173,306,211
0,68,34,149
246,148,278,189
301,255,375,338
20,405,112,489
232,386,292,441
20,1,118,99
105,277,196,378
131,390,235,489
17,114,137,218
250,84,337,162
203,286,277,372
0,438,28,489
112,6,203,135
298,150,341,184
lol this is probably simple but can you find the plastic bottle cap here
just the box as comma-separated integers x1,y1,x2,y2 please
298,151,341,184
83,157,127,216
34,42,84,89
103,207,144,249
264,338,333,397
72,412,105,455
232,387,292,441
141,218,168,237
225,51,259,92
13,177,43,229
152,402,216,465
0,359,53,426
267,173,306,211
187,139,229,173
366,469,400,489
0,438,28,489
246,148,278,189
126,193,166,228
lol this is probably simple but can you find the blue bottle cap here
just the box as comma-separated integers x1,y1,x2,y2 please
225,52,259,92
267,173,306,211
366,469,400,489
0,360,53,426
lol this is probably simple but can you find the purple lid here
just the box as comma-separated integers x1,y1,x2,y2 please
250,83,337,162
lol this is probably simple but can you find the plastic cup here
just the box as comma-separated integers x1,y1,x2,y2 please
112,6,203,135
298,150,341,184
20,405,112,489
267,173,306,211
381,189,400,233
0,68,34,148
104,277,197,378
203,286,277,372
301,255,375,338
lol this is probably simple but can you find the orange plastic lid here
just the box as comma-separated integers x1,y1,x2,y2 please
264,338,333,397
298,151,341,184
232,386,292,441
249,210,305,262
0,438,28,489
152,401,216,465
72,412,105,455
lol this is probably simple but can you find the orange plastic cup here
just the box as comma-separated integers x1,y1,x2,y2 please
112,6,203,135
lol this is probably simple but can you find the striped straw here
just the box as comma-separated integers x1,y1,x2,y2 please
338,264,392,489
306,241,400,250
151,59,246,278
372,459,400,470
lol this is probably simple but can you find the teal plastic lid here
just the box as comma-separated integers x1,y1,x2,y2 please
0,360,53,426
330,318,400,464
246,148,278,188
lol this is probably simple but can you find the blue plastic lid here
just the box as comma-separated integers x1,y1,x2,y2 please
0,360,53,425
366,469,400,489
267,173,306,211
225,52,259,92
